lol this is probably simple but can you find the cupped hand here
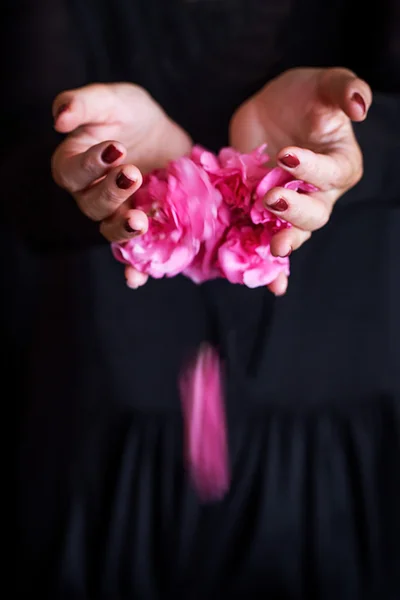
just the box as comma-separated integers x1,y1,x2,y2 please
51,83,192,244
230,67,372,295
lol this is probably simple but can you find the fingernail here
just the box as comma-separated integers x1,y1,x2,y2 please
124,220,140,234
352,92,366,115
279,154,300,168
101,144,123,164
267,197,288,212
116,171,135,189
55,103,70,120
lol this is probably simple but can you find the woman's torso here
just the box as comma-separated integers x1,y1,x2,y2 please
15,0,400,597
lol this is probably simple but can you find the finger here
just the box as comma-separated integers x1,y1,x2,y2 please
52,140,126,193
263,186,335,231
76,164,142,221
100,208,149,243
317,68,372,122
277,145,361,191
267,272,288,296
270,227,311,258
52,84,118,132
125,266,149,289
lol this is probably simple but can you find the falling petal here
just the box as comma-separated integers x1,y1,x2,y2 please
179,344,230,501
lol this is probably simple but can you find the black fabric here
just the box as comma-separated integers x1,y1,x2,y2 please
6,0,400,597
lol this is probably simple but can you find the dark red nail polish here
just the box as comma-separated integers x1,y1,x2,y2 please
124,220,139,234
116,171,135,189
280,154,300,168
101,144,123,164
269,197,288,212
55,103,70,120
352,92,366,114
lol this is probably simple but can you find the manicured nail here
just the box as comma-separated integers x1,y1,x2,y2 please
101,144,123,164
55,103,70,120
352,92,366,115
124,220,140,234
116,171,135,189
268,197,288,212
279,154,300,168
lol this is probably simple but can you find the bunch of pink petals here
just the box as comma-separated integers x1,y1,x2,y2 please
112,144,315,288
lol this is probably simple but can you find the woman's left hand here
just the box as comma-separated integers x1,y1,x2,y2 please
230,67,372,295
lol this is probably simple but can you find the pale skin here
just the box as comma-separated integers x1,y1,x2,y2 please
51,67,372,295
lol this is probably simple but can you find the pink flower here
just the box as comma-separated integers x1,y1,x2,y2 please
190,145,221,173
179,343,229,501
181,241,221,284
218,223,290,288
111,146,314,288
218,144,270,182
191,144,270,215
251,167,318,225
112,157,222,279
182,203,230,284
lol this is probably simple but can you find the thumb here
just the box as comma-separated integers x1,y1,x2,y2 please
317,67,373,122
52,83,118,133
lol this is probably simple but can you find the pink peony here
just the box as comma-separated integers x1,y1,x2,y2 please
191,144,270,215
218,144,270,181
182,203,230,284
112,157,222,278
179,343,229,501
218,223,290,288
112,144,317,289
190,145,221,173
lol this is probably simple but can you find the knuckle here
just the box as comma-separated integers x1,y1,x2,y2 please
316,204,331,229
333,164,344,184
51,150,68,190
50,152,61,185
99,220,113,242
76,194,99,221
80,151,100,178
347,147,363,187
352,162,364,186
102,179,126,210
295,230,311,249
100,214,128,243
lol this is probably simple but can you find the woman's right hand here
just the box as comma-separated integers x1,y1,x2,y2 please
51,83,192,245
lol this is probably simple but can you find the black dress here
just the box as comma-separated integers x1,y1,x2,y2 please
5,0,400,597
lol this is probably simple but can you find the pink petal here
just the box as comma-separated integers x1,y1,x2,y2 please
255,167,292,197
285,180,318,192
190,145,221,173
179,344,230,501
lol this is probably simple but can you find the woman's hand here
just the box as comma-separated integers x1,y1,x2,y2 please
51,83,192,244
230,67,372,295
